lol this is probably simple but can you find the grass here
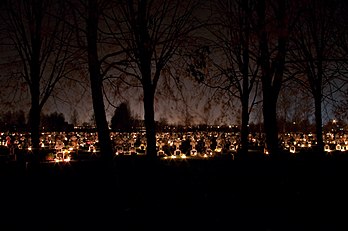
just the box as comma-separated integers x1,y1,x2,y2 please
0,152,347,230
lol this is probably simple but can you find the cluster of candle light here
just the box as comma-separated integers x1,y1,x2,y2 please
281,132,348,154
0,129,347,162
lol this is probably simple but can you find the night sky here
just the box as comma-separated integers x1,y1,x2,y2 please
0,0,346,126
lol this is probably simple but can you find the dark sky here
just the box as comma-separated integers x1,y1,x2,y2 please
0,0,346,126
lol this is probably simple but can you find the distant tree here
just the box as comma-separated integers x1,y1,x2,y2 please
334,88,348,124
70,109,79,126
277,85,293,133
0,110,26,132
156,117,168,131
110,102,132,132
131,113,144,130
15,110,27,132
277,82,314,134
89,113,96,127
41,112,67,132
201,100,214,126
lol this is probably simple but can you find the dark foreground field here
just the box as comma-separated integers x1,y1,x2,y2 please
1,154,348,231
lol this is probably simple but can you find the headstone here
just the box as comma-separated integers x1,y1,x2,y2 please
324,144,331,152
129,146,136,155
204,139,211,154
115,146,124,155
336,144,341,151
190,138,197,156
157,141,167,157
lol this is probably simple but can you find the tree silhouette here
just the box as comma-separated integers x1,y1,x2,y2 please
0,110,26,132
257,0,289,157
288,0,347,152
0,0,75,158
334,88,348,124
200,0,261,155
103,0,200,159
41,111,68,132
67,0,119,163
70,109,79,126
110,102,132,132
85,0,114,163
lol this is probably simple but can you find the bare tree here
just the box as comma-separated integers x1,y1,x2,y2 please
70,108,80,126
257,0,290,157
198,0,260,155
331,1,348,128
85,0,114,163
277,82,314,134
288,0,347,152
0,0,75,158
102,0,200,159
66,0,125,164
334,88,348,124
110,101,132,132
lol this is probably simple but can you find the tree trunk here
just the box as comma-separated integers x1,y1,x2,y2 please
314,49,324,153
87,0,113,166
143,83,157,160
240,97,249,155
263,91,279,157
240,15,250,156
258,0,287,158
28,96,41,161
29,35,42,162
314,92,324,153
136,0,157,161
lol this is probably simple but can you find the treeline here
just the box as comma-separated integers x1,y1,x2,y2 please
2,105,345,135
0,110,73,132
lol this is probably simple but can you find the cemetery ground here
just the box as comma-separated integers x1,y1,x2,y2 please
0,151,348,231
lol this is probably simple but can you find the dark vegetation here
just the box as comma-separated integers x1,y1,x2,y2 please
0,153,347,230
